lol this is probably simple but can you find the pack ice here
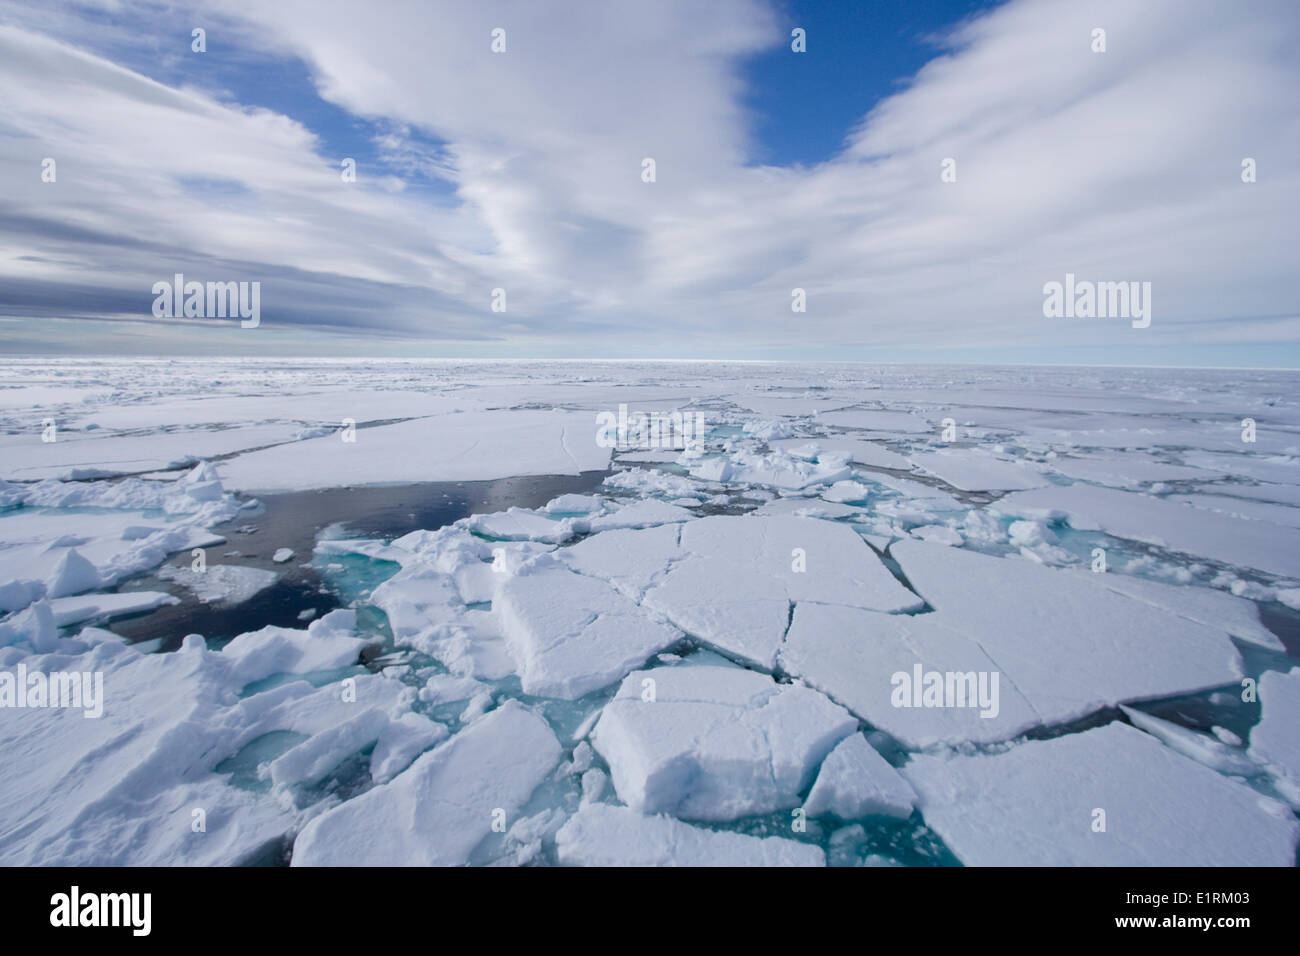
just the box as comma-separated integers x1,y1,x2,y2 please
1,358,1297,867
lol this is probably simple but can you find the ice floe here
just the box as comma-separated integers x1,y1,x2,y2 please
591,665,856,821
904,722,1299,865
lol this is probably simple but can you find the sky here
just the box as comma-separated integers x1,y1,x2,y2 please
0,0,1296,365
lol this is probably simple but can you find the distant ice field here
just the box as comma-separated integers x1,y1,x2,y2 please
0,358,1298,866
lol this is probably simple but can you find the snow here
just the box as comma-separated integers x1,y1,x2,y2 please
555,803,824,866
291,701,561,866
803,733,916,820
591,666,857,821
903,721,1299,866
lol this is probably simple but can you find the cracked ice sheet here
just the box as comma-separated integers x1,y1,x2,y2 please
218,408,610,492
1047,454,1223,487
779,542,1246,749
994,483,1300,578
0,423,307,481
592,665,857,821
495,562,682,699
567,514,922,669
556,803,824,866
291,701,561,866
908,449,1048,492
904,722,1299,866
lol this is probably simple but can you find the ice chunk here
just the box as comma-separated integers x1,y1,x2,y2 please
291,701,561,866
1249,668,1300,798
803,733,916,820
272,548,295,563
555,803,824,867
268,707,389,789
158,564,278,605
592,666,856,821
44,549,104,599
0,579,45,613
1119,706,1258,776
221,611,366,686
911,524,961,546
780,602,1040,748
48,590,180,628
495,565,681,699
581,498,693,532
467,507,575,544
904,722,1299,865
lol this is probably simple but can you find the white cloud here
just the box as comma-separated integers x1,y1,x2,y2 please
0,0,1296,359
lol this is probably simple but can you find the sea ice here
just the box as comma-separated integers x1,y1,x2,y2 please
904,721,1299,866
291,701,561,866
803,733,916,820
555,803,824,867
591,665,856,821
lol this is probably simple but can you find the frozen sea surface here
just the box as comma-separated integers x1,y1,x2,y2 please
0,357,1298,866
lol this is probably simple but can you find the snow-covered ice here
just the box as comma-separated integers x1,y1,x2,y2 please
592,665,857,821
556,803,824,866
1,358,1297,867
904,722,1299,866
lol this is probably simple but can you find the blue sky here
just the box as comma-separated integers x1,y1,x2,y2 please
0,0,1297,365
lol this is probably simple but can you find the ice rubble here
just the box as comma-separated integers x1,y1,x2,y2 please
0,463,236,606
556,803,824,866
291,701,561,866
0,615,408,865
591,665,857,821
904,722,1299,866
